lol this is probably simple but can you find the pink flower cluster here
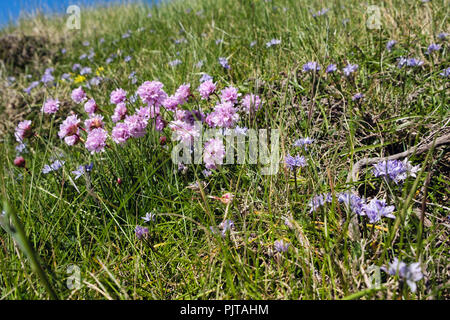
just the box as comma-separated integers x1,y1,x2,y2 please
84,114,104,132
169,120,200,145
110,104,166,146
136,105,159,120
241,94,261,114
71,87,87,104
124,114,148,138
163,96,180,111
84,99,98,114
162,83,192,111
174,83,191,104
111,123,130,145
206,101,239,128
220,86,240,104
15,120,32,142
198,80,216,100
85,128,108,154
164,82,261,171
42,98,60,114
110,88,127,104
112,103,127,123
137,81,168,107
32,78,262,169
58,115,80,145
203,138,225,169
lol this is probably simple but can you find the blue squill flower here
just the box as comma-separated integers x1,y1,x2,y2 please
309,193,332,212
440,67,450,78
343,63,358,76
381,258,423,292
352,93,365,101
24,81,39,94
312,8,329,18
219,219,234,237
438,32,448,40
293,137,314,150
41,68,55,84
302,61,321,73
285,154,306,170
15,143,27,154
169,59,182,67
135,226,149,239
265,39,281,47
399,57,424,68
219,57,230,69
326,64,337,73
386,40,397,51
274,239,290,252
80,67,92,75
142,212,156,223
338,193,365,216
361,199,395,223
372,159,420,184
42,160,65,174
71,163,93,180
426,43,441,54
200,73,213,82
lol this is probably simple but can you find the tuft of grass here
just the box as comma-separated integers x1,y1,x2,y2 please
0,0,449,299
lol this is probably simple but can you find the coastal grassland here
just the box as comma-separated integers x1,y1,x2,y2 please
0,0,448,299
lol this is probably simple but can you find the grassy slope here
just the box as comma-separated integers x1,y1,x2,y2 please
0,0,449,299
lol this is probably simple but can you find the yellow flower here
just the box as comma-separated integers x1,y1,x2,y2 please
74,75,86,84
96,67,104,76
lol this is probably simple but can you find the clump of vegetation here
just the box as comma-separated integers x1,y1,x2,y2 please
0,0,448,300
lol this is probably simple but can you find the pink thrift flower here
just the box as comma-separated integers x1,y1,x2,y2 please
14,156,26,167
111,102,127,123
15,120,32,142
42,98,60,114
203,138,225,170
84,114,104,132
71,87,86,104
175,83,191,104
111,122,130,145
124,114,148,138
85,128,108,153
84,99,98,114
205,101,239,128
136,106,151,120
198,80,216,100
218,192,234,204
154,115,166,131
163,95,180,111
149,105,160,118
64,134,80,146
137,81,167,107
241,94,261,114
175,109,205,125
136,105,160,120
174,109,188,121
220,86,240,104
169,120,200,145
110,88,127,104
58,115,80,140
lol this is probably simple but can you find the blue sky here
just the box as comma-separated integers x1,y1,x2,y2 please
0,0,157,28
